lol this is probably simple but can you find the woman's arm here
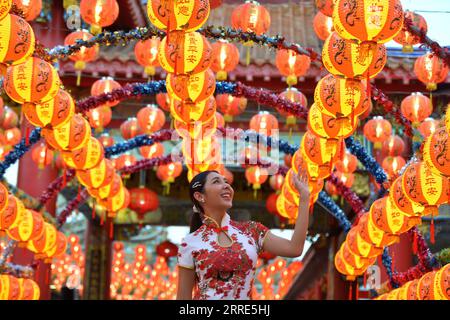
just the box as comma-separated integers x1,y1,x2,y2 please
176,266,196,300
262,168,310,257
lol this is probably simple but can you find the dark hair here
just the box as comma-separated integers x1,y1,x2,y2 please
189,170,218,233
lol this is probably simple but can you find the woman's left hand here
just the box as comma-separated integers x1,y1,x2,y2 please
292,167,310,200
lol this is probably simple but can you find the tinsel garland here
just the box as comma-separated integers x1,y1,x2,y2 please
318,191,352,232
0,128,41,179
119,153,176,176
56,189,89,229
381,247,398,288
0,262,34,279
35,169,76,211
403,16,450,67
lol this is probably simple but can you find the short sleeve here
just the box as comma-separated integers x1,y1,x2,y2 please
177,238,194,269
248,221,270,254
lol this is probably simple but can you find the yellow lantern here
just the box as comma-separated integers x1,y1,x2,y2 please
61,137,105,170
41,114,91,151
0,14,35,65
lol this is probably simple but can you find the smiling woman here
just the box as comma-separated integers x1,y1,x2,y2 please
176,170,310,300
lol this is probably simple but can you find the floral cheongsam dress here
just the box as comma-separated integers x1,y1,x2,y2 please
177,213,270,300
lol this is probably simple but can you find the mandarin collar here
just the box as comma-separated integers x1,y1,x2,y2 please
202,213,230,229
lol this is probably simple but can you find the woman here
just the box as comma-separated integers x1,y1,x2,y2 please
176,169,310,300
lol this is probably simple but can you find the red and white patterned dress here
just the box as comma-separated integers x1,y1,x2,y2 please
177,213,270,300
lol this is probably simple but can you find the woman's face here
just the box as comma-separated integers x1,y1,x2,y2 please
196,172,234,211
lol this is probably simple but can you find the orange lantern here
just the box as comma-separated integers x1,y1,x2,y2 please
77,158,115,189
0,195,23,236
170,97,216,124
91,76,121,107
134,37,160,76
0,14,35,65
0,2,11,20
335,152,358,173
114,154,137,171
322,32,387,79
334,171,355,188
400,92,432,124
245,166,268,193
357,213,397,249
4,127,21,146
389,176,424,218
301,130,338,172
269,174,284,191
120,117,142,140
417,271,438,300
174,115,217,140
215,94,247,122
156,93,171,112
210,40,240,80
41,114,91,151
316,0,334,16
31,142,53,169
394,11,428,52
434,263,449,300
278,87,308,124
406,278,420,300
139,143,164,159
382,156,406,177
313,11,334,41
332,0,404,44
275,49,311,86
12,0,41,21
292,148,331,181
23,89,75,129
158,31,212,75
166,69,216,103
363,116,392,148
26,222,57,259
231,1,271,35
414,53,449,91
80,0,119,34
314,74,367,118
61,137,104,170
4,57,61,104
98,132,114,148
129,187,159,220
423,126,450,178
45,231,68,261
64,29,99,85
381,135,405,157
147,0,210,32
334,247,366,280
98,187,130,216
341,242,374,272
17,278,40,300
0,275,21,300
87,106,112,131
87,173,123,200
346,227,383,259
0,106,19,130
325,180,339,196
249,111,279,135
0,182,8,214
136,104,166,134
418,118,439,139
6,209,45,246
156,162,183,193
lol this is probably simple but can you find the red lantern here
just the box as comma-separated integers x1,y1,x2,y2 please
215,94,247,122
129,187,159,220
166,69,216,103
394,11,428,52
231,1,271,35
114,154,137,170
382,156,406,177
0,195,23,236
134,37,160,76
249,111,279,135
325,180,338,196
31,142,54,169
301,130,338,173
0,275,21,300
335,152,358,173
80,0,119,34
174,116,217,140
90,77,121,107
400,92,432,124
156,241,178,258
0,106,18,130
210,40,240,80
381,135,405,157
12,0,42,21
363,116,392,148
334,171,355,188
139,143,164,159
278,87,308,121
45,231,68,261
120,117,142,140
17,278,40,300
245,166,268,191
6,209,45,246
315,0,334,16
313,11,334,41
137,104,166,134
4,128,21,146
414,53,449,91
156,93,170,112
418,118,439,139
87,106,112,131
98,132,114,148
156,162,183,184
0,14,35,65
269,174,284,191
358,212,397,249
275,49,311,86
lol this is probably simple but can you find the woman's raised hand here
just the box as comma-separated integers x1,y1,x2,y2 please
292,167,310,200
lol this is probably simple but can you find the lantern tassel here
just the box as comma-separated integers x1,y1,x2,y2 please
348,282,353,300
100,211,104,226
92,201,96,220
363,271,367,289
430,217,435,244
76,70,82,86
62,168,67,188
25,126,30,146
109,220,114,239
412,231,418,254
246,46,251,66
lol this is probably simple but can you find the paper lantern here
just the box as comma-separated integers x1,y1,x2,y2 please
423,126,450,178
183,136,221,166
282,183,299,207
120,117,141,140
86,106,111,131
389,176,424,218
245,166,268,191
249,111,279,135
113,154,136,171
0,106,18,129
358,212,397,248
156,240,178,258
174,115,217,140
156,162,183,184
382,156,406,177
0,183,8,214
402,161,449,217
406,278,420,300
136,104,166,134
139,142,164,159
414,53,449,91
6,209,44,246
23,89,75,129
0,14,35,65
0,195,23,235
363,116,392,147
314,74,367,118
0,1,11,20
313,11,334,41
434,263,449,300
4,57,61,104
301,130,338,172
90,76,121,107
332,0,404,44
80,0,119,34
30,142,53,169
417,271,438,300
45,231,68,261
129,187,159,219
275,49,311,86
41,114,91,151
77,158,115,189
418,118,439,139
400,92,432,124
266,192,279,216
334,171,355,188
26,222,57,258
4,127,20,146
278,87,308,123
61,137,104,170
381,135,405,157
158,31,212,75
292,148,331,181
277,194,299,221
87,173,123,200
0,275,20,300
315,0,334,16
341,241,374,271
231,1,270,35
394,11,428,52
17,278,40,300
134,37,160,76
322,32,387,79
12,0,41,21
170,97,216,124
99,186,130,215
215,94,247,122
210,40,240,80
98,132,114,148
335,152,358,173
269,174,284,191
166,69,216,103
334,247,364,280
147,0,210,32
346,227,383,259
156,93,170,112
